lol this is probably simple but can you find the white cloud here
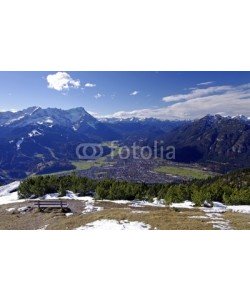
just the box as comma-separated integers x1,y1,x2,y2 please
85,83,96,88
162,85,231,103
197,81,214,86
130,91,139,96
47,72,80,91
0,108,17,113
94,93,102,99
88,111,104,119
106,83,250,120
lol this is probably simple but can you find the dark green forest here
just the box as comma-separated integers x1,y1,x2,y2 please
18,169,250,206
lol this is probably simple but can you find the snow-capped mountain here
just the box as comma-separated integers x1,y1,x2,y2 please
0,106,97,129
0,107,249,183
0,106,120,140
0,107,120,183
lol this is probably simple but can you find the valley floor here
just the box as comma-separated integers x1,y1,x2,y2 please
1,197,250,230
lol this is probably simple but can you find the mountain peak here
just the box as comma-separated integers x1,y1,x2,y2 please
201,114,249,123
0,106,96,128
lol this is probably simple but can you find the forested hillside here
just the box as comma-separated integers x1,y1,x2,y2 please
18,168,250,205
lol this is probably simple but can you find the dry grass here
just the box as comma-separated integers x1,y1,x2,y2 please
0,208,63,230
223,211,250,230
43,204,213,230
1,200,250,230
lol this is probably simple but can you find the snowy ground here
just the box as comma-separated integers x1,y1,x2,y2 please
200,202,232,230
82,202,103,214
0,181,26,205
170,201,195,209
76,219,151,230
102,198,165,207
227,206,250,214
0,181,20,196
130,199,165,208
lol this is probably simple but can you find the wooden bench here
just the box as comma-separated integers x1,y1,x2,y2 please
30,200,68,211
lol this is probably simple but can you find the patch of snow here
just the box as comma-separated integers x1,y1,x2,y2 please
37,117,54,127
61,191,78,200
82,203,103,214
28,130,42,137
201,202,228,214
0,192,25,205
213,202,227,209
201,202,231,230
205,213,224,220
188,215,209,219
38,224,49,230
131,210,149,214
202,207,227,214
44,193,59,200
0,181,25,205
117,200,132,204
6,207,15,212
130,200,165,208
153,198,165,206
17,206,30,213
45,117,53,124
61,193,95,202
65,213,73,217
102,200,131,204
209,220,231,230
30,107,40,115
0,181,20,196
16,138,24,150
171,200,250,216
98,198,165,207
5,115,25,125
228,206,250,214
129,202,146,208
78,196,95,202
170,201,195,209
76,219,151,230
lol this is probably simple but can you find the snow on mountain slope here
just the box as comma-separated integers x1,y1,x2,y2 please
0,107,96,128
16,138,24,150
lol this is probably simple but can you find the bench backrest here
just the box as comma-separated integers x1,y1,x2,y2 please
30,200,68,208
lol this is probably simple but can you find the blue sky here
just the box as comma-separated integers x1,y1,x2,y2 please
0,71,250,119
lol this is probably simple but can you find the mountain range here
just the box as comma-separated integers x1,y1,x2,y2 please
157,114,250,172
0,107,249,183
